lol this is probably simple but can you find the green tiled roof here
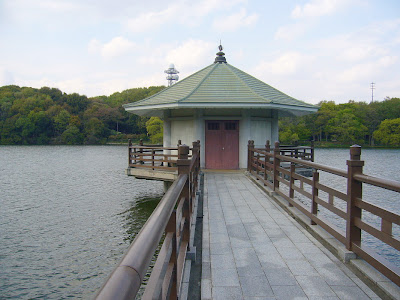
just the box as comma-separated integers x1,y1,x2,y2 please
123,61,317,112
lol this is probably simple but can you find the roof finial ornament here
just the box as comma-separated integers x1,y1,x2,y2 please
215,42,227,64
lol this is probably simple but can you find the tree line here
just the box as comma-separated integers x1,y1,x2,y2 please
0,85,164,145
1,84,399,147
279,98,400,147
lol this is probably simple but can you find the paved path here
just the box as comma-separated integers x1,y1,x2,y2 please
201,172,380,300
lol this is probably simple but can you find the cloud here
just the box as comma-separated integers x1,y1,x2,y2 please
291,0,348,19
275,22,310,41
125,0,248,33
125,4,180,33
0,68,15,85
315,19,400,63
88,37,135,59
337,56,398,82
212,8,258,32
165,39,214,69
254,52,312,76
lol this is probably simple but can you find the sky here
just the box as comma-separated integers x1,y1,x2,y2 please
1,0,399,105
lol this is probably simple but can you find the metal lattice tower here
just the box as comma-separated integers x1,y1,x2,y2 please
164,64,179,86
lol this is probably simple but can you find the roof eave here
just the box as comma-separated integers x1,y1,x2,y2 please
124,102,318,117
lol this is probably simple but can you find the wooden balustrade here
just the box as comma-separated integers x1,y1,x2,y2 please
96,142,201,300
248,140,400,286
128,139,194,172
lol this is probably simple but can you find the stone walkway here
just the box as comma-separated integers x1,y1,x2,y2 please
201,172,380,300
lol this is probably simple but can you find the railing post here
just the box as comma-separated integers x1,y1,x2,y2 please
139,139,144,165
289,163,295,207
264,140,270,181
346,145,364,251
165,211,178,299
311,171,319,225
247,140,252,172
273,142,280,191
311,140,315,162
177,144,191,248
128,139,132,166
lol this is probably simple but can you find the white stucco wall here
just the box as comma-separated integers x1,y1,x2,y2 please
171,119,195,147
163,109,279,169
250,120,272,148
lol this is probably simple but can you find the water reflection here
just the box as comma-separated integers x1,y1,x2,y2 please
122,196,162,243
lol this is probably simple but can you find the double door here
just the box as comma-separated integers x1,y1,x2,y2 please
205,120,239,169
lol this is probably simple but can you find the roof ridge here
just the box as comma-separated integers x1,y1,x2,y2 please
225,64,271,103
177,63,218,103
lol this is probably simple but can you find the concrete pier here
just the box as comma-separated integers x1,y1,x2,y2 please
201,172,382,300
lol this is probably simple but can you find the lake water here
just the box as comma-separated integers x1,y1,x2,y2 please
0,146,164,299
0,146,399,298
313,148,400,267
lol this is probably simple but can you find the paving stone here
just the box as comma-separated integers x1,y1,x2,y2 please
264,267,298,286
202,262,211,279
237,264,265,277
296,242,325,255
276,246,305,260
210,242,231,255
201,278,212,299
286,259,317,276
232,247,262,268
210,232,230,244
230,236,253,249
211,254,236,270
271,237,296,248
316,265,357,286
212,286,242,300
202,173,380,300
330,285,371,299
295,276,336,297
259,252,288,269
211,266,240,287
271,285,307,299
243,297,277,300
239,275,274,297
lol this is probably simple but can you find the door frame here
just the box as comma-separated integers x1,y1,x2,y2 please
205,120,239,169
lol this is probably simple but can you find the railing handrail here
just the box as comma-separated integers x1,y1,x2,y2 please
354,173,400,193
97,142,201,299
248,140,400,287
276,154,348,178
95,174,188,299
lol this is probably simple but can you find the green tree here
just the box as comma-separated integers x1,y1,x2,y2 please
146,117,163,144
53,109,71,135
61,125,84,144
373,118,400,146
84,117,110,144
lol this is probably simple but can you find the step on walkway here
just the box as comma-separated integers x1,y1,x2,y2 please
201,172,380,300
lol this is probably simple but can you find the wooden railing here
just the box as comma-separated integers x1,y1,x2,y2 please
96,142,201,300
128,139,191,172
248,140,400,286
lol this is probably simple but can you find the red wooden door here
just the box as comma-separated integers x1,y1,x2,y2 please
205,120,239,169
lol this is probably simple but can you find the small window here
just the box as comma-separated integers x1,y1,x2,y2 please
225,122,237,130
208,122,220,130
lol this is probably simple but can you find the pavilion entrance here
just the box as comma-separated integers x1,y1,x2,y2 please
205,120,239,169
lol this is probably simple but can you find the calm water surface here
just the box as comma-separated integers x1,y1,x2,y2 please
0,146,399,298
313,148,400,266
0,146,163,299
